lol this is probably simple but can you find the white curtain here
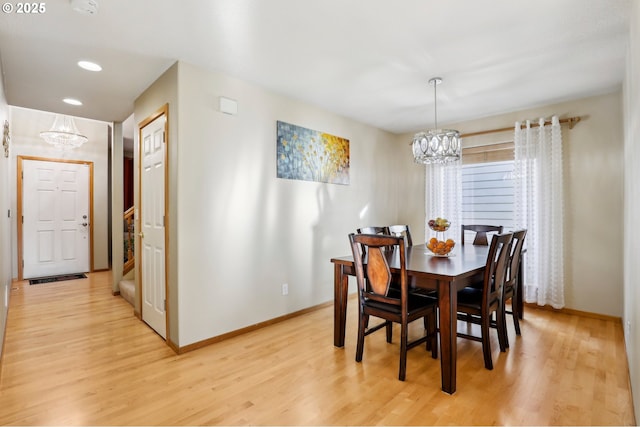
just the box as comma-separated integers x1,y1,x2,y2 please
514,116,565,308
425,162,462,240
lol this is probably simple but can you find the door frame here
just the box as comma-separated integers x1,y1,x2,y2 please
137,104,170,342
17,155,94,280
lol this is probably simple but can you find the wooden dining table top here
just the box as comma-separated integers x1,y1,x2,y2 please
331,243,490,280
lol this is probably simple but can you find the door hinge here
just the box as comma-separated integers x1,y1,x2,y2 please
21,215,23,224
164,299,167,311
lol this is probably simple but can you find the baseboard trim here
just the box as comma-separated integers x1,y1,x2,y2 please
524,302,621,323
165,300,621,354
176,300,333,354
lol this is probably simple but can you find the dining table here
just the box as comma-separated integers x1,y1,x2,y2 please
331,242,502,394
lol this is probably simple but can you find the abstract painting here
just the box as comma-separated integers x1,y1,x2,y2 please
276,121,350,185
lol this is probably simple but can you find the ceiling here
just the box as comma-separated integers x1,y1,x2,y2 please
0,0,631,134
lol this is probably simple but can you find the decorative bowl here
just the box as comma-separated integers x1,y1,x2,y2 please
428,217,450,232
426,237,455,256
429,223,450,232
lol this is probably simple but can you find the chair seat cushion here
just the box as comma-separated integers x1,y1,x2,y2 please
365,292,437,315
467,280,483,290
458,286,499,311
457,286,482,309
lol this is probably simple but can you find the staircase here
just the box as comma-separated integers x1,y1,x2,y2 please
123,207,135,275
121,207,136,306
119,279,135,306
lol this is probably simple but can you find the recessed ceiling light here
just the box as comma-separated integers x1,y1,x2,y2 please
78,60,102,72
63,98,83,106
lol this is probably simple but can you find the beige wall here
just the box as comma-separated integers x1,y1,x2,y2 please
401,91,625,318
0,60,11,360
8,107,111,275
623,0,640,417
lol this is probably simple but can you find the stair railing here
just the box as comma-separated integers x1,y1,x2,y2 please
123,207,135,274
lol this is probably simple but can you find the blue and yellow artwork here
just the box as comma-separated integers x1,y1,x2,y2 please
276,121,350,185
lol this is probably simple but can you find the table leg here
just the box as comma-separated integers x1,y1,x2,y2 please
438,279,457,394
333,264,348,347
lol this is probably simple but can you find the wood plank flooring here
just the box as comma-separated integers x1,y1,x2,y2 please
0,271,636,425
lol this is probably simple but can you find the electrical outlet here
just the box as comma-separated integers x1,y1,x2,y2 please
282,283,289,296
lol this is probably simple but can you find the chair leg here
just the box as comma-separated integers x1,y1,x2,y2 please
498,300,509,350
428,310,438,359
511,294,522,336
497,306,508,352
423,316,431,352
512,305,522,336
356,313,367,362
385,321,393,343
398,322,408,381
481,313,493,370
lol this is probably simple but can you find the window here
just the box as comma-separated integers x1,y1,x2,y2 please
461,159,515,237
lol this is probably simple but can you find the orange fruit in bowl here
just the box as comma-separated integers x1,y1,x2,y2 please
427,238,455,255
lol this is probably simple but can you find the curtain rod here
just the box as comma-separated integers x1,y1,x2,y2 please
460,116,582,138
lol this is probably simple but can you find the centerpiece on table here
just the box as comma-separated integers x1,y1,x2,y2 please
426,217,455,256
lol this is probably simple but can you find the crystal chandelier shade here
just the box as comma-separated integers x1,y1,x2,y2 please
40,115,88,150
411,77,461,164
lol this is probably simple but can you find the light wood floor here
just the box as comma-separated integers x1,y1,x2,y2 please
0,271,635,425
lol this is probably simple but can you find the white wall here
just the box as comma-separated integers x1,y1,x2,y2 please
135,61,414,347
0,60,11,360
623,0,640,417
401,91,625,318
8,107,111,275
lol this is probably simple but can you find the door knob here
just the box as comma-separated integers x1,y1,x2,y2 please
82,222,88,227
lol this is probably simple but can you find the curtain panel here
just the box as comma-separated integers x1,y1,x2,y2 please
425,162,462,241
514,116,565,309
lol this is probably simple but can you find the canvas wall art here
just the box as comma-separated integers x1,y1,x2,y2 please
276,121,350,185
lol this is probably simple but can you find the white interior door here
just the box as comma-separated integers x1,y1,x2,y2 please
140,113,167,338
22,160,90,279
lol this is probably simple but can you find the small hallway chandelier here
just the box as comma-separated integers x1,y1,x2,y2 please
40,115,88,150
411,77,461,164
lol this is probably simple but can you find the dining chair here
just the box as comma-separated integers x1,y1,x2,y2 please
348,233,438,381
461,224,504,245
388,224,413,247
456,232,513,370
499,229,527,347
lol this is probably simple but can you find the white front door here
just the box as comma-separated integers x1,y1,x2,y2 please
140,112,167,338
22,159,90,279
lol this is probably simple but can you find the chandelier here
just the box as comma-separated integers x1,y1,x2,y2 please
40,115,88,150
411,77,461,164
